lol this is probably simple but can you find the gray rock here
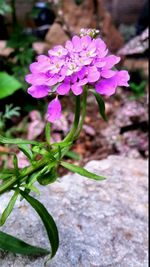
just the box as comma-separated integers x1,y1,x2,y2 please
0,156,148,267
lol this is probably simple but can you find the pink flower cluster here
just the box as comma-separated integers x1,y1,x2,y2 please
25,35,130,122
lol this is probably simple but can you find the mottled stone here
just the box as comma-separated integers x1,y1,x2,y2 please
45,23,69,47
61,0,96,34
0,156,148,267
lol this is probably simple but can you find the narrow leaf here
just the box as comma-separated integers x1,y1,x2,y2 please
0,231,49,256
0,190,19,226
92,92,107,121
18,144,33,161
13,155,19,176
0,135,41,146
61,161,106,181
65,151,81,160
20,191,59,258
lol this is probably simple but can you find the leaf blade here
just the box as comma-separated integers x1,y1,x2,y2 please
0,190,19,226
92,91,107,121
0,231,49,256
20,191,59,258
61,161,106,181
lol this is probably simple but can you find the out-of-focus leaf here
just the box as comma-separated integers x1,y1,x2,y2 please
0,72,21,99
65,151,82,160
0,135,41,145
18,144,33,161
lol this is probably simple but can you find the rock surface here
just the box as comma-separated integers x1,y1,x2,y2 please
45,23,69,47
0,156,148,267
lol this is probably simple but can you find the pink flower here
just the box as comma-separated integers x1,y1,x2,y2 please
25,32,130,122
46,98,62,123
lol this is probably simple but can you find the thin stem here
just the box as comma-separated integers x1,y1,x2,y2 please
0,158,48,195
45,122,51,147
75,87,88,139
63,95,81,143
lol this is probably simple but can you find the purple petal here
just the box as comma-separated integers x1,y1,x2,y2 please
103,55,121,69
114,70,130,87
71,83,83,95
78,78,88,86
72,36,82,52
95,78,117,96
25,73,47,86
28,85,50,98
81,35,92,49
46,98,62,122
87,66,100,83
94,39,108,57
65,40,73,51
101,70,116,78
46,75,59,86
94,59,106,68
57,82,70,95
37,55,50,62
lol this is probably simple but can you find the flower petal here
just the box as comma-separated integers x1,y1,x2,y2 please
72,36,82,52
95,78,117,96
57,82,70,95
87,66,100,83
103,55,121,69
25,74,47,86
101,70,116,78
81,35,92,49
71,83,83,95
28,85,50,98
114,70,130,87
46,98,62,122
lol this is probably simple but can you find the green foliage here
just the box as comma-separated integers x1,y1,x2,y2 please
20,191,59,258
0,190,19,226
0,231,49,256
0,104,20,133
0,0,12,15
61,161,106,180
6,27,36,90
0,72,21,99
92,91,107,121
129,80,147,99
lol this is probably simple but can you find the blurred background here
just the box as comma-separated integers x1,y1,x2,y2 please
0,0,149,170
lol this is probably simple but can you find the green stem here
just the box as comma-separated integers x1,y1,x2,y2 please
63,95,81,143
0,158,48,195
75,87,88,139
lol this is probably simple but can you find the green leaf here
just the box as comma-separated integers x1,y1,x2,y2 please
0,72,22,99
13,155,19,176
18,144,33,161
20,191,59,258
92,91,107,121
37,167,58,186
0,135,41,146
65,151,82,160
0,0,12,15
45,122,51,146
0,231,49,256
0,190,19,226
61,161,106,181
27,162,56,187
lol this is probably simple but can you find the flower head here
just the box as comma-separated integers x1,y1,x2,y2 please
25,31,130,122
